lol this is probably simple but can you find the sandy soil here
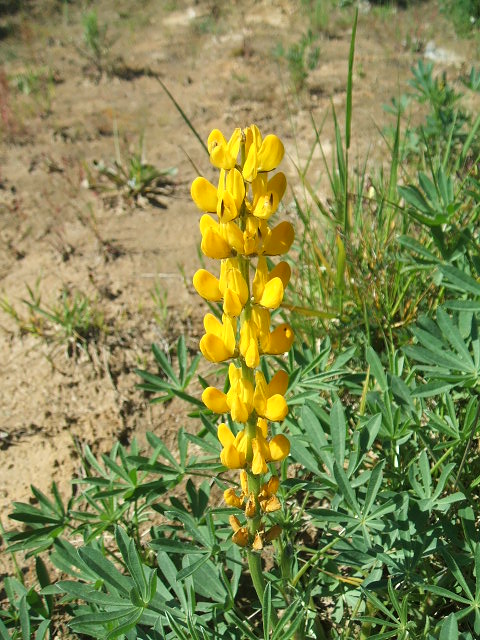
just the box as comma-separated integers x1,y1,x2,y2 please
0,0,474,554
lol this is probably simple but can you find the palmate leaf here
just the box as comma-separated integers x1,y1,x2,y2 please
404,306,480,396
136,336,202,406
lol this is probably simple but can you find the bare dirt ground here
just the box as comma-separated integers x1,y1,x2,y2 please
0,0,474,561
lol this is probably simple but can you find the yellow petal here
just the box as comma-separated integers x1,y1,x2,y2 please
257,417,268,438
253,371,268,416
252,532,263,550
218,423,235,448
222,314,237,356
240,470,248,495
252,307,270,339
229,394,250,423
208,129,227,154
259,277,284,310
208,128,241,170
253,191,276,220
223,288,243,317
191,177,218,212
202,387,229,413
267,370,289,396
266,475,280,495
232,527,249,547
217,191,239,223
226,168,246,211
226,268,249,305
262,221,295,256
223,221,244,255
245,339,259,369
268,434,290,461
252,172,286,220
257,135,284,172
239,320,256,361
228,363,241,385
229,514,242,531
265,323,294,355
201,227,232,259
242,142,258,182
224,488,243,508
252,256,268,302
226,128,242,160
268,172,287,202
199,213,216,235
204,313,222,335
235,430,248,459
265,394,288,422
221,443,244,469
200,334,232,362
251,439,268,475
262,495,281,513
269,261,291,289
245,493,256,518
193,269,222,301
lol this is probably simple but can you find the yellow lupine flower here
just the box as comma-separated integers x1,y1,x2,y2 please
226,364,254,423
191,176,218,212
239,319,260,369
251,437,269,475
243,125,284,182
261,220,295,256
200,216,232,259
224,488,244,508
202,386,229,414
253,370,288,422
268,434,290,461
267,369,289,396
245,493,256,518
264,323,294,355
222,265,249,317
252,258,285,310
251,172,287,220
199,313,236,362
217,168,245,222
232,527,249,547
203,364,254,422
208,128,241,170
193,269,222,302
218,423,246,469
222,220,245,255
259,475,281,513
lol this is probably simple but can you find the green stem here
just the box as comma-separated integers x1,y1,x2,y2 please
247,549,266,601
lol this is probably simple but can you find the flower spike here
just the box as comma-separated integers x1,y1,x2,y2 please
192,124,294,551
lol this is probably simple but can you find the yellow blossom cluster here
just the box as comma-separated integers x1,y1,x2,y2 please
191,125,294,549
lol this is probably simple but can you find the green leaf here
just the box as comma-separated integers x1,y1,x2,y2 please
263,582,272,640
440,613,458,640
78,548,131,596
114,603,145,640
334,461,360,516
271,599,304,640
176,554,210,581
363,461,385,516
440,265,480,296
19,596,30,640
331,399,346,467
366,346,388,392
34,619,51,640
0,620,11,640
